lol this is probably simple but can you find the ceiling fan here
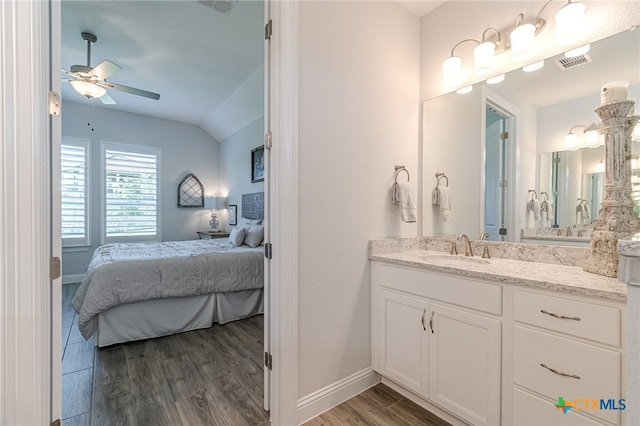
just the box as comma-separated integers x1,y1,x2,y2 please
61,32,161,104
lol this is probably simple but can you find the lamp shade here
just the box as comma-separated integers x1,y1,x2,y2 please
564,132,577,149
442,56,462,87
510,23,536,61
585,129,599,146
473,41,496,76
555,1,586,45
70,80,106,98
204,196,226,210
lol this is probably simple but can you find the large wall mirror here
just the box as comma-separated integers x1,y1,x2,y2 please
422,28,640,245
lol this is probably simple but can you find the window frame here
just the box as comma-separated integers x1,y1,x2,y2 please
100,141,162,244
61,137,91,249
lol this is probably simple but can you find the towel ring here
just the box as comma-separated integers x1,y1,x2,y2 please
435,172,448,187
394,168,410,183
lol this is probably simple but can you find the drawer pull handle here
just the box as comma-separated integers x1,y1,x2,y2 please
540,309,581,321
421,309,426,331
540,363,581,380
429,311,434,334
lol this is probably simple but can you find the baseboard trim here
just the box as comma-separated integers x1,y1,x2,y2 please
380,377,466,426
297,368,381,424
62,273,84,285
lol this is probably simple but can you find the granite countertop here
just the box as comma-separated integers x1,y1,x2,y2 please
521,235,590,243
370,249,626,302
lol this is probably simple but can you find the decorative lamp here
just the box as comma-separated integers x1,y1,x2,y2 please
70,80,106,98
555,1,586,45
204,196,226,232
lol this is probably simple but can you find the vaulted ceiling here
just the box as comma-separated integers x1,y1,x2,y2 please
61,1,264,142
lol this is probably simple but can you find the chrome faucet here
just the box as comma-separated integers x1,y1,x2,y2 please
457,234,473,257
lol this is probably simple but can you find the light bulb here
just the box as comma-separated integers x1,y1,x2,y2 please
70,80,106,98
442,56,462,87
555,1,586,45
522,60,544,73
473,41,495,76
486,74,505,85
510,23,536,61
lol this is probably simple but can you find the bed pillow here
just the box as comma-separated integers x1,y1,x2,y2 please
243,224,264,248
228,227,247,247
238,217,262,229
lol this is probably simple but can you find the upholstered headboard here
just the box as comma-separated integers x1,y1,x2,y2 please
241,192,264,221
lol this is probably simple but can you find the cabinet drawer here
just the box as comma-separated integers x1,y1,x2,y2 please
513,388,605,426
513,290,620,347
375,263,501,315
513,326,620,424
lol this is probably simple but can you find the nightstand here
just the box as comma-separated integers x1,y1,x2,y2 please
197,231,230,240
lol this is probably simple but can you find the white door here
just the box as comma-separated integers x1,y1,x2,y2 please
263,0,272,412
484,105,509,241
428,303,501,426
374,289,429,396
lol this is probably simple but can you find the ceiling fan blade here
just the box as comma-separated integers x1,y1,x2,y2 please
98,92,116,105
88,60,122,80
100,82,160,100
61,68,82,80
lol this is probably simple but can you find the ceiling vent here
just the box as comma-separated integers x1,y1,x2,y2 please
554,54,592,71
199,0,237,14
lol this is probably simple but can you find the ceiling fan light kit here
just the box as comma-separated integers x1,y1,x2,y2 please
62,31,161,104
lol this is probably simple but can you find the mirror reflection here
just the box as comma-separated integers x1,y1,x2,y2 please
422,28,640,245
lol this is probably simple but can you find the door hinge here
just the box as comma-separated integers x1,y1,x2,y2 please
264,351,273,370
500,179,508,188
51,419,61,426
49,91,60,116
264,131,272,149
264,242,273,260
264,19,272,40
500,131,508,140
50,257,61,280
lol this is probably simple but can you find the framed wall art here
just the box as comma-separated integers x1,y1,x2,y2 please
251,145,265,183
228,204,237,226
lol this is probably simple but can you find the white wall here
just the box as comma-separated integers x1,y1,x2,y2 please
421,1,640,100
218,116,265,228
61,101,219,276
297,0,420,398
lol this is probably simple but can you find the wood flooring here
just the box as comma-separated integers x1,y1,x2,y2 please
62,283,450,426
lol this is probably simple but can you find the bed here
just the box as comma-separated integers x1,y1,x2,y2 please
72,192,265,347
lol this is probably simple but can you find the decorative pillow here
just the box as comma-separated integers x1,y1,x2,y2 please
238,217,262,229
228,227,247,247
243,224,264,248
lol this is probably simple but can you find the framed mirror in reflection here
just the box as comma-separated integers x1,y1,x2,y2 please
422,28,640,245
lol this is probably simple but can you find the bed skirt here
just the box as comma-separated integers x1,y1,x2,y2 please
94,288,263,347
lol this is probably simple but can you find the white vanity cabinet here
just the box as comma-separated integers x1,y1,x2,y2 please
372,262,502,426
511,289,624,426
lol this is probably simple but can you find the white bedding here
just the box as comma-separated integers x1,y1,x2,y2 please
71,239,263,340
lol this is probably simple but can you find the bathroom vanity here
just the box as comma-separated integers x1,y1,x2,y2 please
370,237,626,426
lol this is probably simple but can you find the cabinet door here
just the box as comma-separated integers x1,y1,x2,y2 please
429,303,501,426
374,289,429,396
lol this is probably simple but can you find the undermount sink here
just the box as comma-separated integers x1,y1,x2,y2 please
418,253,491,265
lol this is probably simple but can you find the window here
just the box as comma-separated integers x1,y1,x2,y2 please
61,137,90,247
102,142,161,243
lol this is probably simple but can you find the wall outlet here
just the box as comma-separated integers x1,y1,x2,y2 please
387,210,394,227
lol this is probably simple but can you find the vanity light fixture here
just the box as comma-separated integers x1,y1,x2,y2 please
442,39,478,87
486,74,505,85
456,85,473,95
565,44,590,58
473,28,500,75
441,0,587,90
554,0,586,45
564,124,596,149
584,123,600,147
522,60,544,72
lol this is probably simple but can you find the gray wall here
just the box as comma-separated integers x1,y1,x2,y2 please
61,101,220,277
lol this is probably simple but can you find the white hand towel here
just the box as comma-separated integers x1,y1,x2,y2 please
438,185,453,222
397,182,417,223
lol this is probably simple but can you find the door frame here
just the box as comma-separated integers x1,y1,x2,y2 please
0,0,59,424
481,87,520,243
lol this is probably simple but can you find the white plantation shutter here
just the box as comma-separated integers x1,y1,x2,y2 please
102,142,160,242
61,138,89,246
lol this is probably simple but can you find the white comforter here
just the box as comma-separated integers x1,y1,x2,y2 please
71,239,263,339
